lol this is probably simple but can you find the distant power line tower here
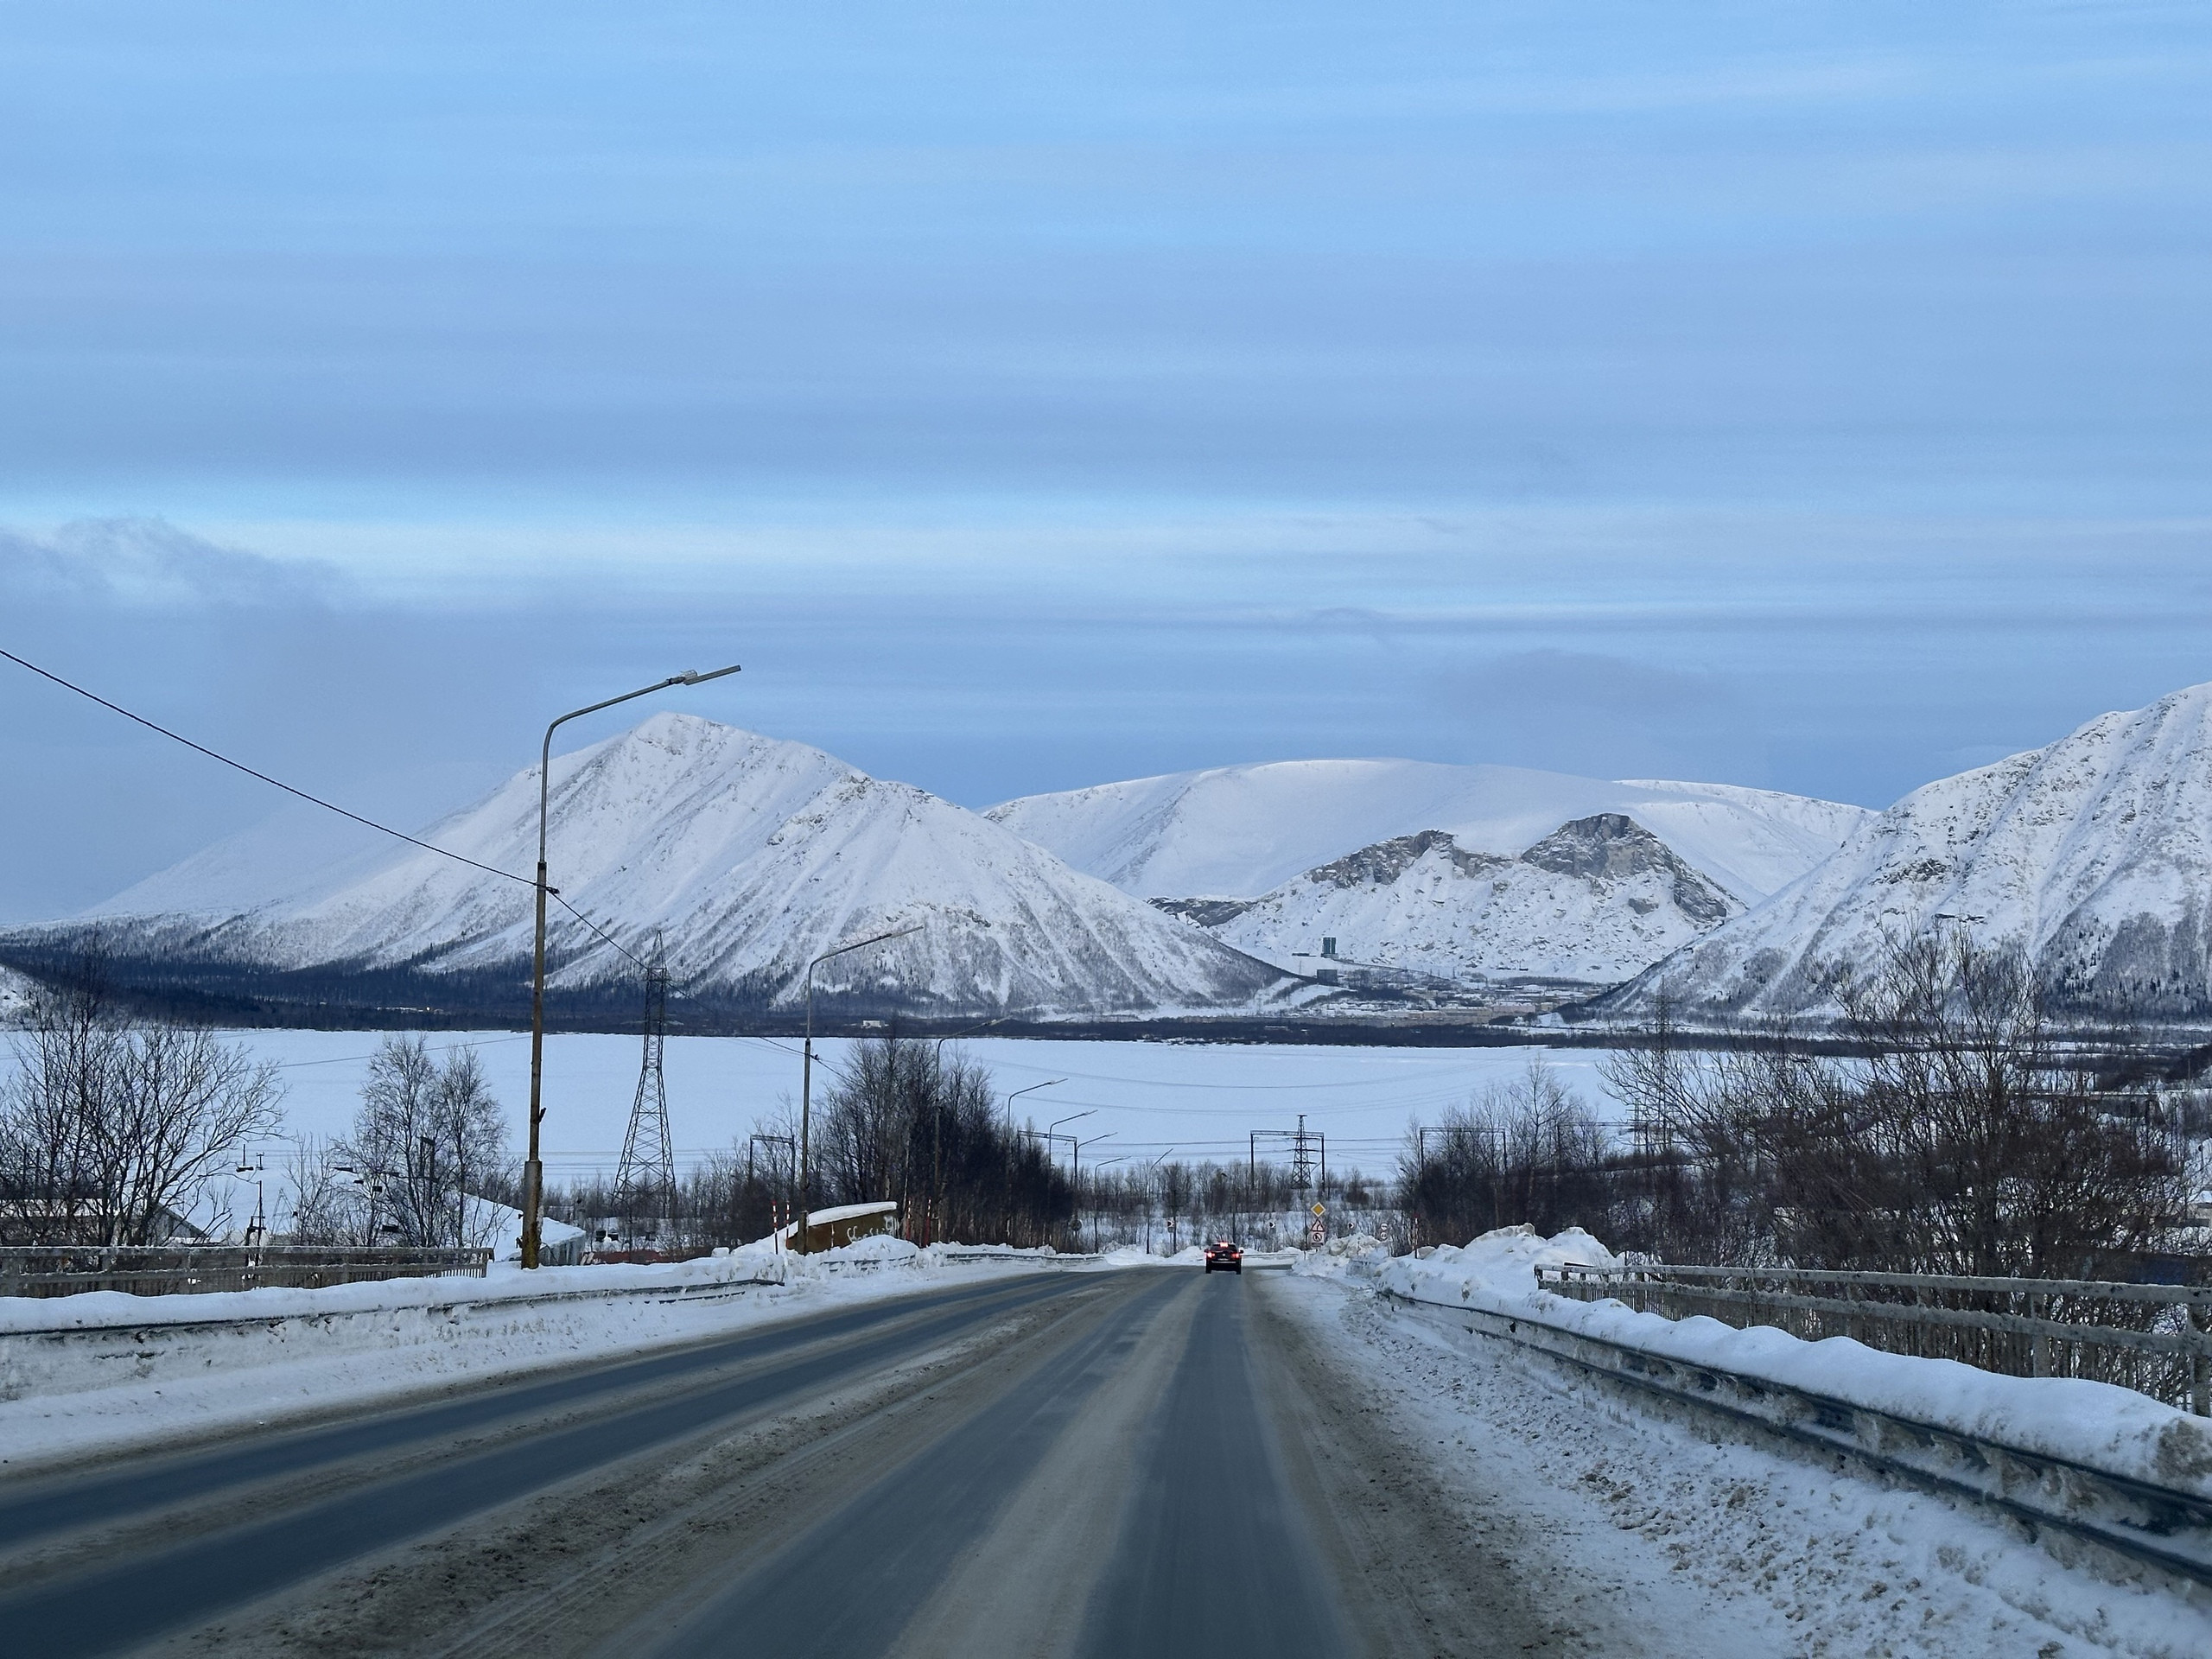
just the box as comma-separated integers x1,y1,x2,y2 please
614,933,677,1248
1289,1112,1319,1196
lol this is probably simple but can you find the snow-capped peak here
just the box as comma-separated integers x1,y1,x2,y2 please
1592,680,2212,1026
60,714,1295,1018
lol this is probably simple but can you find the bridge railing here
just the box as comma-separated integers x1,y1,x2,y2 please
0,1244,492,1298
1538,1262,2212,1414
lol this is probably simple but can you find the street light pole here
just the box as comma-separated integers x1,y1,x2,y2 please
521,664,741,1269
1071,1132,1113,1252
928,1017,1001,1245
1045,1109,1095,1153
1001,1079,1063,1244
795,924,922,1254
1085,1157,1127,1252
1145,1147,1173,1255
1073,1131,1114,1197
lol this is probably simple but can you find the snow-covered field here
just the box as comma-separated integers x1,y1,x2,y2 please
1276,1267,2212,1657
0,1243,1082,1477
220,1027,1624,1194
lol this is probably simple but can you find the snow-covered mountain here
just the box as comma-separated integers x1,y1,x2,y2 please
60,715,1297,1018
988,760,1868,905
1176,815,1743,986
1591,682,2212,1026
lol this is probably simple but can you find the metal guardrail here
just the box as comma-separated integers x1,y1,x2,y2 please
1386,1289,2212,1589
3,1272,791,1345
1537,1263,2212,1415
0,1244,493,1299
0,1256,1071,1353
931,1248,1103,1266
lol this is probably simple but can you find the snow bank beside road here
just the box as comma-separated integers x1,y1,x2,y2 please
1381,1226,2212,1504
1280,1276,2209,1658
1290,1231,1393,1281
0,1243,1068,1474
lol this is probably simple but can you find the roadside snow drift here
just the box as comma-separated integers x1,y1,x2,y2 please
0,1243,1090,1473
1380,1227,2212,1504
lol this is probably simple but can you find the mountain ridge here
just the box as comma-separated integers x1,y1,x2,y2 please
988,758,1869,904
1586,681,2212,1027
1170,814,1745,987
26,715,1299,1020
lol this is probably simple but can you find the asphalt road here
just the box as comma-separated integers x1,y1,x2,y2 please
0,1268,1560,1657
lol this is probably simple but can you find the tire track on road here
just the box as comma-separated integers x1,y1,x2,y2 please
0,1273,1112,1657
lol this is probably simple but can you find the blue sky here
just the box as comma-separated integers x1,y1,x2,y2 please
3,1,2211,918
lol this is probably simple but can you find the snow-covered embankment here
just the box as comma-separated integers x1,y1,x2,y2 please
1355,1227,2212,1513
0,1239,1068,1474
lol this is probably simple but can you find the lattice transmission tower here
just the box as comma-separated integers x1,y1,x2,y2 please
614,933,677,1248
1289,1112,1322,1195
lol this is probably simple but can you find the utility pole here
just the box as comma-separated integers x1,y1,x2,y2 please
747,1132,796,1246
419,1135,435,1249
522,663,740,1268
232,1152,268,1248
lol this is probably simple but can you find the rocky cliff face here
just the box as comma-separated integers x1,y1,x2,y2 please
988,758,1869,905
1590,681,2212,1027
1166,815,1745,987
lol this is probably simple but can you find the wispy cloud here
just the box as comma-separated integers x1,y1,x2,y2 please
2,518,346,609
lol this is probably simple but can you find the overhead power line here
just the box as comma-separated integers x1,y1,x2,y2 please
1,643,697,983
1,645,534,888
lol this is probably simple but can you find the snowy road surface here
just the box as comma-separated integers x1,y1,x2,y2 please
0,1268,1559,1657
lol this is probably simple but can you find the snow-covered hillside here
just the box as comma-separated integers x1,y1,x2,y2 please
1593,681,2212,1026
63,715,1295,1017
988,760,1867,904
1185,816,1742,985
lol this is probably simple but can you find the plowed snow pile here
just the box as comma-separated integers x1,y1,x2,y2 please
1281,1231,2211,1656
1379,1226,2212,1499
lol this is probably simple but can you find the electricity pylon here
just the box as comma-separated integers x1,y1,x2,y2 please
613,933,677,1248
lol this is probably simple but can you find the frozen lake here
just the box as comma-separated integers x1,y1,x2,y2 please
230,1029,1630,1188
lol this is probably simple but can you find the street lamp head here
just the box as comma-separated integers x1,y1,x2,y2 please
680,664,742,685
810,921,924,975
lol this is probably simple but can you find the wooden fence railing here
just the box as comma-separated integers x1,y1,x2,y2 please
1537,1262,2212,1415
0,1244,492,1299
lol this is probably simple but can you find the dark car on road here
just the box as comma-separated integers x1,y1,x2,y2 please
1203,1240,1243,1274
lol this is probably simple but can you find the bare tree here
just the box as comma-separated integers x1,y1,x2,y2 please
1594,932,2196,1275
1,959,282,1244
1401,1060,1615,1246
800,1036,1072,1247
344,1037,508,1249
284,1134,369,1245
